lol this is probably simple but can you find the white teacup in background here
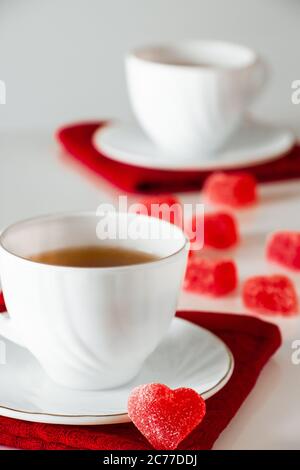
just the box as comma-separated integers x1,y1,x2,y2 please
126,40,268,158
0,212,188,390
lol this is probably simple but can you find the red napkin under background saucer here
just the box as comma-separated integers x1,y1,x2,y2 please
0,296,281,450
57,121,300,194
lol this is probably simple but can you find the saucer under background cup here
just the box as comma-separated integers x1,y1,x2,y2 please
94,118,294,171
0,317,233,425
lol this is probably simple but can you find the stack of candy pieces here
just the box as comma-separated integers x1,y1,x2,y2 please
184,210,239,296
128,383,206,450
134,174,299,313
136,194,239,297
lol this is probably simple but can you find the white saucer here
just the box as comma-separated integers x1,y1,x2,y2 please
0,317,233,425
93,119,295,171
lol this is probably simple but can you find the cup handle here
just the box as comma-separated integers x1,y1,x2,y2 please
0,297,25,347
0,232,26,347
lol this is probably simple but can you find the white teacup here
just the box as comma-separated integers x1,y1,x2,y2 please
126,40,267,157
0,212,188,390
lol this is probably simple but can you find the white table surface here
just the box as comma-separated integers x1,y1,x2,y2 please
0,130,300,450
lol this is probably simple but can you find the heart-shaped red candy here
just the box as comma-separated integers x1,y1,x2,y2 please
128,383,206,450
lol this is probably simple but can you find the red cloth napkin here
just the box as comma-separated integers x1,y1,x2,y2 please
56,121,300,194
0,297,281,450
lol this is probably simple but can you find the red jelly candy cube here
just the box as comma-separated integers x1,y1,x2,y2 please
128,383,206,450
184,257,238,296
204,171,257,208
132,195,181,225
242,275,298,315
186,212,239,250
204,212,239,249
266,231,300,271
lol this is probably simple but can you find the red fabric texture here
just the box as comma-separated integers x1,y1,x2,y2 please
56,121,300,194
0,297,281,450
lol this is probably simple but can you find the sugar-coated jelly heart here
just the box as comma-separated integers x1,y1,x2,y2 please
128,383,206,450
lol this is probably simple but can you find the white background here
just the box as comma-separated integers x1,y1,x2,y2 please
0,0,299,135
0,0,300,451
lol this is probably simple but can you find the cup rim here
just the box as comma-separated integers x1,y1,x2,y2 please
0,211,189,271
126,39,258,71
